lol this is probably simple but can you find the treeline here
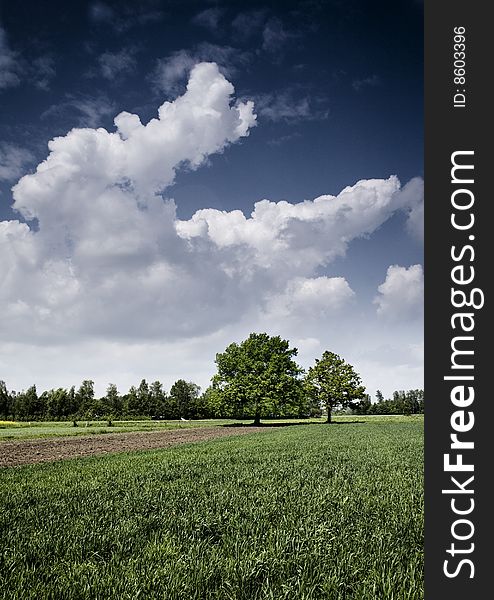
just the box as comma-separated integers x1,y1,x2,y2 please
0,378,423,422
354,389,424,415
0,379,207,421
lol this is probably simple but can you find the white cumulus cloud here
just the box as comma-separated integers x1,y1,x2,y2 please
264,277,355,318
176,175,414,275
0,62,424,397
374,264,424,320
400,176,424,241
2,63,257,343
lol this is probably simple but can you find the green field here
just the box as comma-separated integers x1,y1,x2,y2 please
0,418,238,440
0,415,422,441
0,418,423,599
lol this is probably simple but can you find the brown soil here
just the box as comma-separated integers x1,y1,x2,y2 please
0,426,267,468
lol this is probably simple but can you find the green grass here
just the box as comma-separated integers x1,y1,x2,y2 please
0,415,423,441
0,418,423,599
0,419,237,440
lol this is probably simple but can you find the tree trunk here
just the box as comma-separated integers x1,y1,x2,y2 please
253,410,261,426
326,409,332,424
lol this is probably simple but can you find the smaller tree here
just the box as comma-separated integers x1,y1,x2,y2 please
104,383,123,416
124,386,140,417
304,351,366,423
355,393,372,415
13,385,39,420
0,381,10,418
44,388,69,419
169,380,201,419
76,380,95,417
149,381,166,418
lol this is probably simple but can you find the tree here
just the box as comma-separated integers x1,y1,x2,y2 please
193,389,214,419
149,381,166,418
200,386,222,418
65,386,77,416
304,351,366,423
124,386,140,416
169,380,200,419
104,384,122,416
0,381,9,418
356,393,372,415
76,380,95,417
212,333,303,425
44,388,69,419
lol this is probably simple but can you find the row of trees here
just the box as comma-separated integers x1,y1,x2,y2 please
356,389,424,415
0,379,203,422
0,333,424,423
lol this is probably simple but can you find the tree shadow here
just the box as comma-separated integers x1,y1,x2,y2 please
222,420,365,428
328,420,366,425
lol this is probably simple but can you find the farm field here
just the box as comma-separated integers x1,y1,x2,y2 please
0,417,423,599
0,418,320,441
0,418,241,441
0,425,272,468
0,414,422,441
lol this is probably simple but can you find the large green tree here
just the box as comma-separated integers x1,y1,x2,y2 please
212,333,303,425
305,351,366,423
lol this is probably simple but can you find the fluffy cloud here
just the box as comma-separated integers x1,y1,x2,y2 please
176,175,416,276
374,264,424,320
2,63,256,342
406,197,424,242
0,62,423,397
264,276,355,319
399,176,424,241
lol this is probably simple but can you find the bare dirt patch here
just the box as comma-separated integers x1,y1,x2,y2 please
0,426,267,468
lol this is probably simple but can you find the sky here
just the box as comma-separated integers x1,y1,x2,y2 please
0,0,423,399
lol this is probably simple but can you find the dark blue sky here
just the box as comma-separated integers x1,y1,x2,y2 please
1,0,422,214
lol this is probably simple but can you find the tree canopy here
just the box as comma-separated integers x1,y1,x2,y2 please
212,333,304,424
169,380,201,419
304,351,366,423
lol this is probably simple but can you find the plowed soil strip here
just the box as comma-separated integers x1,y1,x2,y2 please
0,426,267,468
